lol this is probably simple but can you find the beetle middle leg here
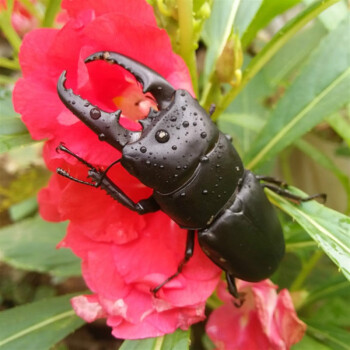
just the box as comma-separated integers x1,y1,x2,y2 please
151,230,195,296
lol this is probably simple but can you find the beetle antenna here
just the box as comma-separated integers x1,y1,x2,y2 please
56,143,95,169
94,158,121,186
56,168,97,187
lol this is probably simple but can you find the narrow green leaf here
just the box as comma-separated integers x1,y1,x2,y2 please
234,0,263,36
294,139,350,213
267,188,350,281
246,14,350,169
327,109,350,147
202,0,241,82
306,322,350,350
0,294,84,350
241,0,302,48
292,334,332,350
301,275,350,308
0,216,81,277
120,329,190,350
0,88,35,152
215,0,342,119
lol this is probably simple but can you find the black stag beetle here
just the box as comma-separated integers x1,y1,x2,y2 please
56,51,325,304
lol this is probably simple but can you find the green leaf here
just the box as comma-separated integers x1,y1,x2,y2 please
246,13,350,169
0,89,35,153
202,0,241,82
241,0,302,48
120,329,190,350
0,294,85,350
267,188,350,281
294,139,350,213
292,334,331,350
234,0,263,36
0,216,81,277
305,322,350,350
327,108,350,148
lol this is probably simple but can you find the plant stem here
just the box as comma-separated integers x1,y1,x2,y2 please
177,0,198,95
212,0,341,120
290,249,323,291
0,57,20,70
0,11,22,53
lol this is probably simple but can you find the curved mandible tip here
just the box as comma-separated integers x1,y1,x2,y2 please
57,71,141,151
85,51,176,109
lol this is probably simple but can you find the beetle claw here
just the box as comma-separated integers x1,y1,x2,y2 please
57,71,141,151
84,51,176,109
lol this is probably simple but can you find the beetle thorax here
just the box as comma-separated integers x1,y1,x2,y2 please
121,90,220,193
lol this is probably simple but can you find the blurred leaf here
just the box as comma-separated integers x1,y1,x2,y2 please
9,197,38,221
294,138,350,213
0,89,35,153
120,329,190,350
305,322,350,350
234,0,263,36
262,20,327,87
202,0,241,82
0,294,84,350
0,167,50,212
327,109,350,148
304,0,348,30
292,334,332,350
246,14,350,169
0,216,81,277
301,275,350,307
241,0,302,48
267,188,350,281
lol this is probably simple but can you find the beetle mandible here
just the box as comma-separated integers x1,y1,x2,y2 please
56,51,324,303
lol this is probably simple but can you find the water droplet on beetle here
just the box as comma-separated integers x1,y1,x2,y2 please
172,145,177,150
200,156,209,163
201,132,207,138
99,133,106,141
202,189,208,195
155,130,170,143
140,146,147,153
180,192,186,197
90,108,101,120
146,160,151,166
182,121,189,127
170,116,177,122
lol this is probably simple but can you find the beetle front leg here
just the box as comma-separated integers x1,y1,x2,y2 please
88,169,160,214
151,230,195,296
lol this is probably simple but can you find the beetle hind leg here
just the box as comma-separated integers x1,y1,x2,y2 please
226,273,245,308
257,175,326,203
151,230,195,297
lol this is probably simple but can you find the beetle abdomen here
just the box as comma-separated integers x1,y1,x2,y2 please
197,170,285,281
153,132,244,229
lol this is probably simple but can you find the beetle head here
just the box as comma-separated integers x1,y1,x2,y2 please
57,51,176,152
57,52,219,193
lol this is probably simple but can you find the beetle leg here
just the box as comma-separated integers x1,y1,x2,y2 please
88,168,160,214
151,230,195,296
261,183,327,203
256,175,288,187
226,273,245,307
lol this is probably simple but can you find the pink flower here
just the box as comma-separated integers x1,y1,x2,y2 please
13,0,221,339
206,280,306,350
0,0,38,37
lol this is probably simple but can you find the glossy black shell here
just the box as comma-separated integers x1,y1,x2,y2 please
121,90,244,229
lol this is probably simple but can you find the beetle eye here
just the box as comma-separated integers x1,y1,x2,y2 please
155,129,170,143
